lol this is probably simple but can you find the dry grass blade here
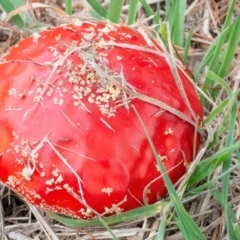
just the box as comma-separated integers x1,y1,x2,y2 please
0,186,4,240
79,45,201,132
176,122,216,195
6,2,68,23
27,203,58,240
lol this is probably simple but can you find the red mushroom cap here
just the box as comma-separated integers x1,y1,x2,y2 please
0,20,203,219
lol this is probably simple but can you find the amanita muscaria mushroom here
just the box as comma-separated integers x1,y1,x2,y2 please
0,20,203,219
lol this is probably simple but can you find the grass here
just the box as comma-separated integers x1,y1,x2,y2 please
0,0,240,239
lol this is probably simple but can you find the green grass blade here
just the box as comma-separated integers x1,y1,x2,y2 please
221,0,236,30
97,220,119,240
206,14,240,101
218,14,240,78
187,161,240,195
212,190,238,240
213,189,237,222
199,45,225,102
170,0,187,47
194,25,231,79
236,149,240,162
183,25,194,62
206,71,232,96
106,0,124,23
64,0,72,15
234,223,240,239
0,0,43,30
88,8,105,20
157,202,172,240
86,0,107,18
203,98,228,124
132,106,206,240
154,2,161,33
172,196,205,240
206,129,224,150
0,0,24,28
138,0,161,37
203,87,240,123
189,141,240,185
139,0,159,25
222,96,238,239
165,0,171,23
199,1,238,103
205,89,240,149
127,0,139,26
51,201,166,227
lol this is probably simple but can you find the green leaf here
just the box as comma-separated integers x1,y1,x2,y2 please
194,26,231,79
88,8,105,20
206,71,232,96
0,0,24,28
183,25,194,62
189,141,240,185
218,14,240,78
172,195,206,240
212,190,238,240
139,0,159,25
187,161,240,195
64,0,72,15
222,96,238,239
234,223,240,239
199,1,239,103
86,0,107,18
169,0,187,47
127,0,139,26
157,202,172,240
132,106,206,240
51,201,166,227
203,98,228,124
106,0,125,23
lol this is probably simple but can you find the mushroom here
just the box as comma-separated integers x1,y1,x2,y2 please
0,20,203,219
